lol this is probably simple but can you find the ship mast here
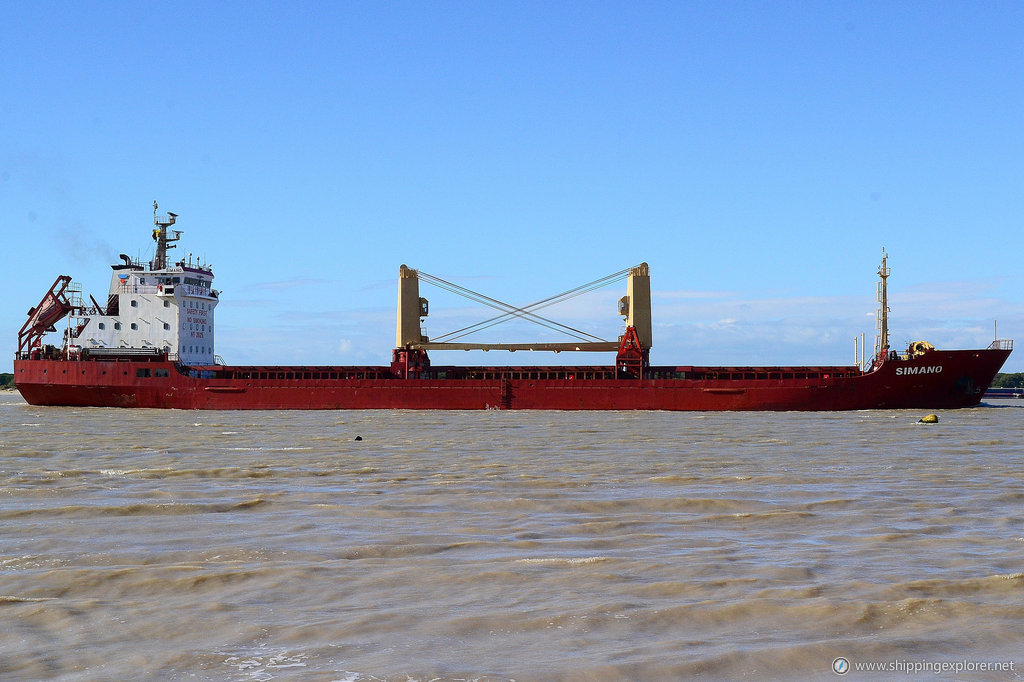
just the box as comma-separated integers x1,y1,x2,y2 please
874,248,890,360
151,201,181,271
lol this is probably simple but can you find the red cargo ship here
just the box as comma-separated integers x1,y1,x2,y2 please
14,206,1013,410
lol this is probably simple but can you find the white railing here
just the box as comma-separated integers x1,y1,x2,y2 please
119,284,160,294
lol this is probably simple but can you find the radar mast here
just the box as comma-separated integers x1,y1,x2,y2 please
151,201,181,270
874,248,890,360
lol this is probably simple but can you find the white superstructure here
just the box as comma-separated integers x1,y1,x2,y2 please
65,204,219,365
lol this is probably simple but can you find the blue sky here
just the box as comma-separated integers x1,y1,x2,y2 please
3,1,1023,372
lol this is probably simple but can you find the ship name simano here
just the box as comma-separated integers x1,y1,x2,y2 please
895,365,943,376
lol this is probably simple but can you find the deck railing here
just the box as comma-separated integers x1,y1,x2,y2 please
118,283,160,294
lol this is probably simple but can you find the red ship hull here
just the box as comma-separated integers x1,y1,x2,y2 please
14,345,1012,410
14,209,1013,412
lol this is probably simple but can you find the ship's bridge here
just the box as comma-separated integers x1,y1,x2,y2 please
57,205,221,365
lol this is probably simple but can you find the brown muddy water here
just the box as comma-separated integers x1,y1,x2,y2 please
1,392,1022,680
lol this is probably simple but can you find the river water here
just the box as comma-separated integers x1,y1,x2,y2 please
1,391,1022,680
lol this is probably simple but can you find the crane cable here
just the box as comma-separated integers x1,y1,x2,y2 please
416,266,636,344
